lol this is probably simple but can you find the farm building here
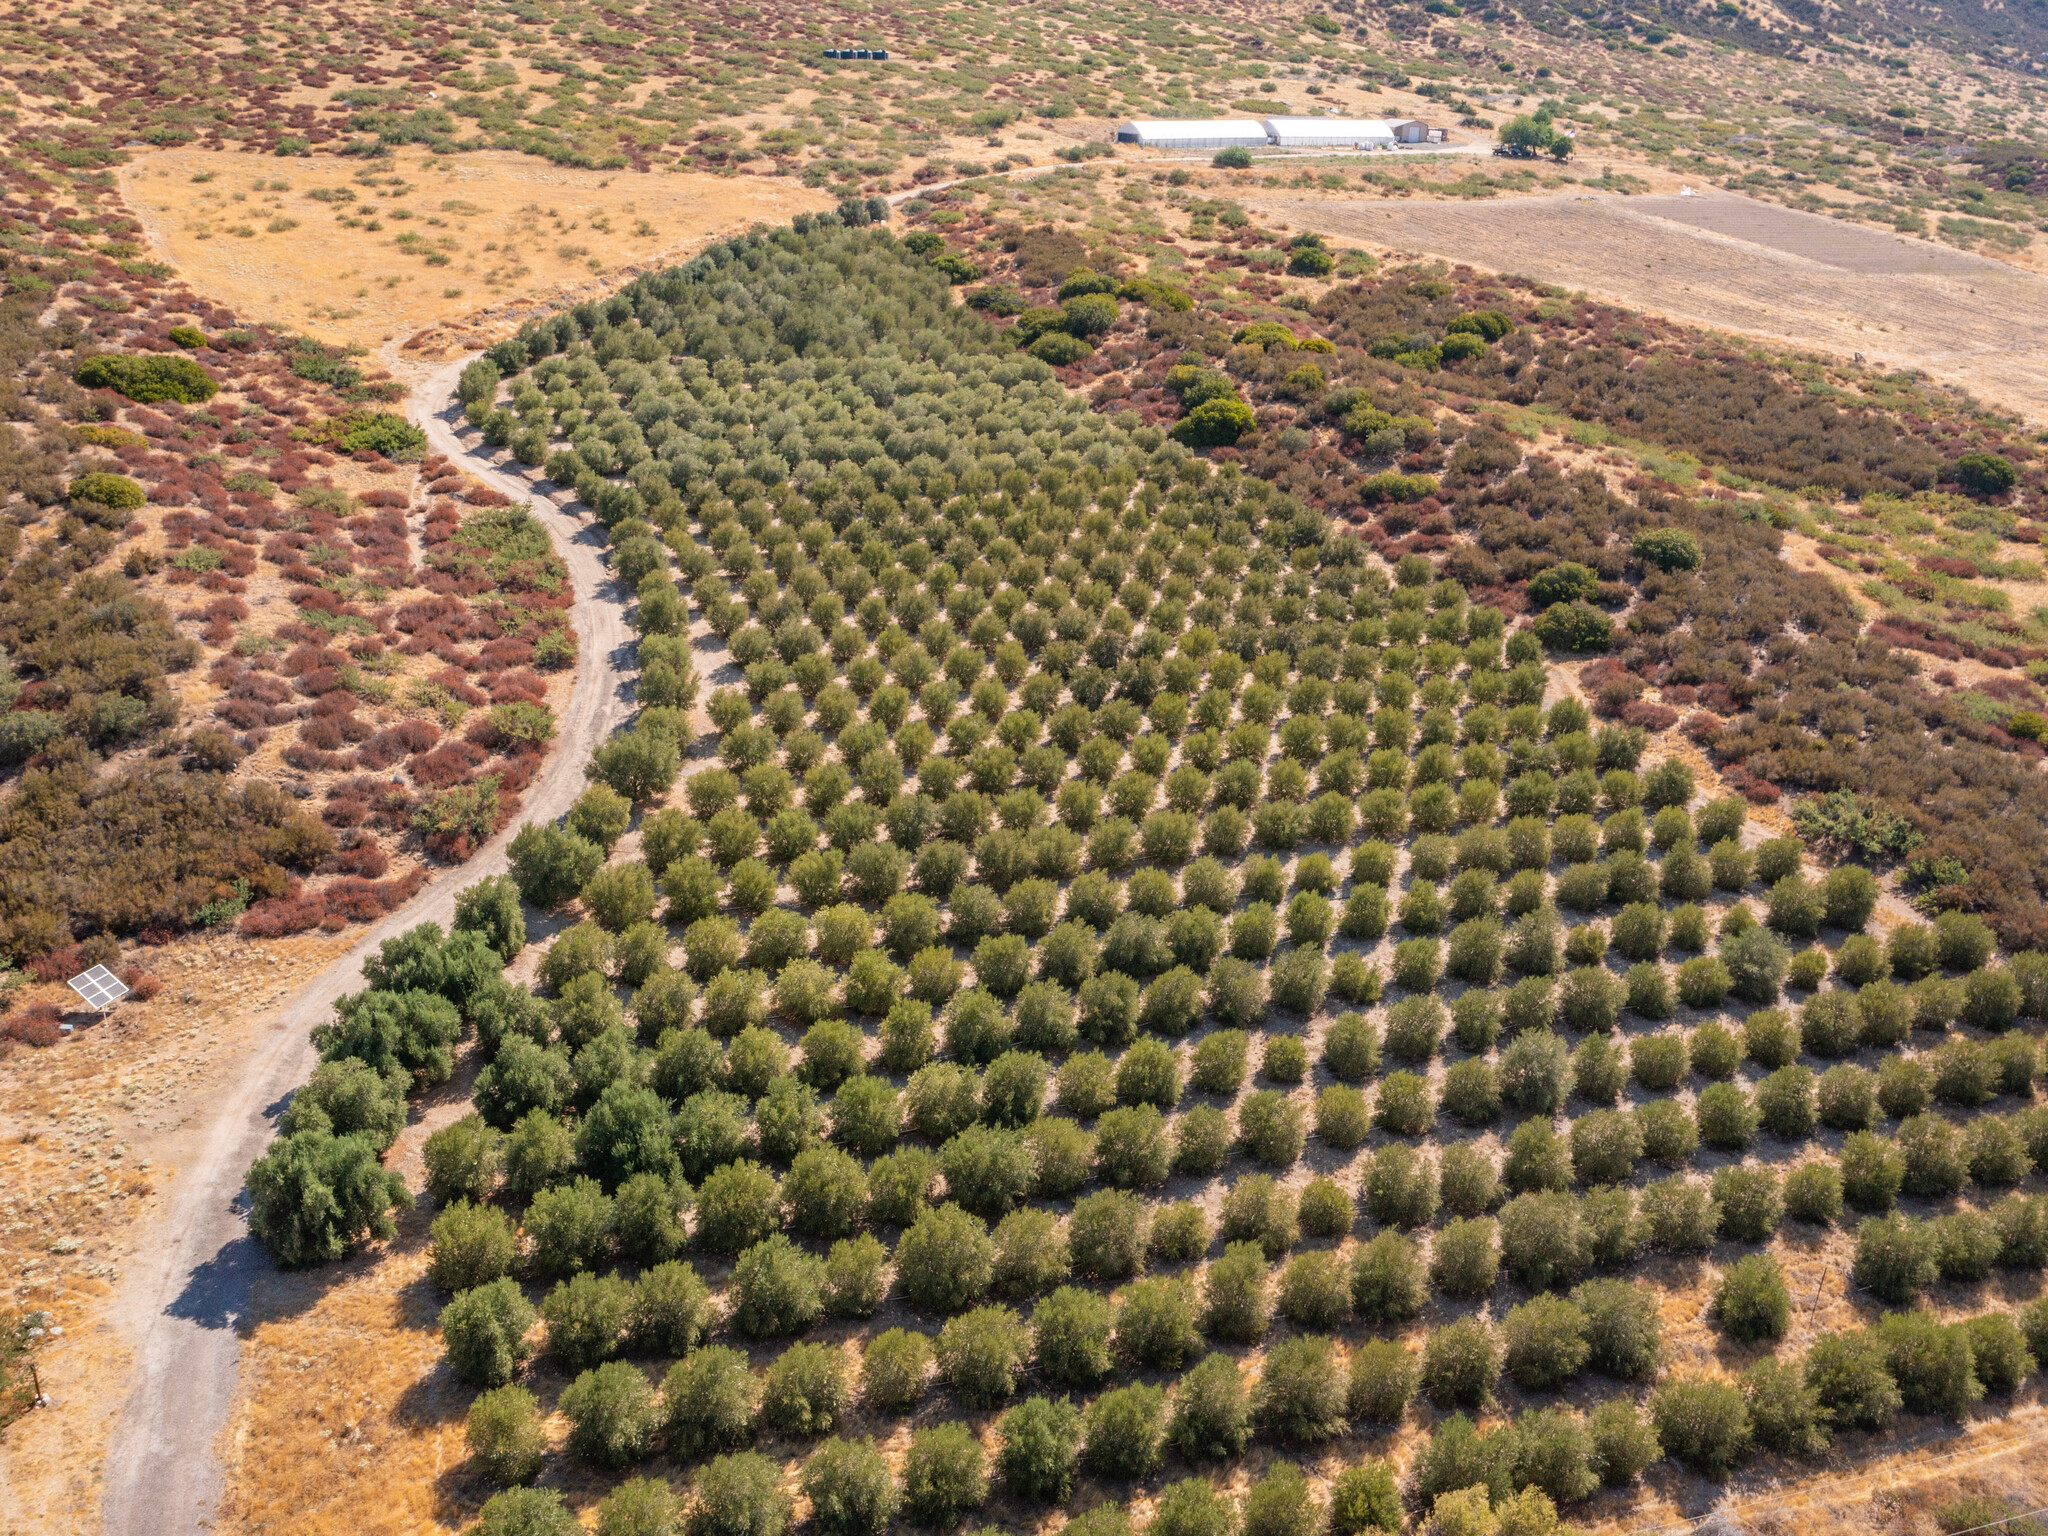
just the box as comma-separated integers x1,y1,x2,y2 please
1260,116,1399,148
1389,118,1430,143
1113,119,1271,148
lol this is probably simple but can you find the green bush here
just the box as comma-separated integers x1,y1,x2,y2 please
1713,1253,1791,1342
1422,1317,1501,1409
561,1359,657,1466
248,1128,411,1268
76,351,219,403
1200,1240,1273,1343
730,1234,826,1337
442,1274,539,1391
996,1395,1083,1502
67,471,145,511
938,1304,1031,1407
1587,1398,1661,1487
901,1423,987,1528
1805,1331,1900,1432
468,1384,545,1486
1853,1213,1936,1303
1499,1189,1589,1290
429,1200,516,1292
859,1329,933,1415
690,1452,789,1536
695,1160,782,1254
1032,1285,1116,1386
1155,1476,1241,1536
1639,1176,1716,1253
801,1438,896,1536
1243,1464,1323,1536
1069,1187,1148,1279
1876,1310,1984,1418
1116,1276,1202,1369
477,1489,578,1536
1569,1276,1659,1380
628,1260,712,1354
897,1203,995,1312
1167,1351,1250,1460
1083,1381,1168,1475
1173,396,1257,448
1651,1378,1752,1478
761,1340,848,1436
1503,1293,1589,1390
1422,1212,1496,1297
1962,1313,2035,1396
1740,1356,1828,1458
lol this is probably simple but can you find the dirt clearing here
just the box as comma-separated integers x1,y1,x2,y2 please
1252,188,2048,423
118,149,831,351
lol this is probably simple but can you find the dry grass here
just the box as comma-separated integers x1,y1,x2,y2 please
0,926,365,1536
118,149,834,351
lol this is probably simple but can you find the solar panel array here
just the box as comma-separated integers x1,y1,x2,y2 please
67,964,131,1012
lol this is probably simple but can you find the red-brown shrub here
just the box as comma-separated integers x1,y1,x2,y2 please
322,841,391,878
4,1006,63,1047
394,719,441,753
411,741,486,788
118,966,163,1001
300,716,346,751
240,896,327,937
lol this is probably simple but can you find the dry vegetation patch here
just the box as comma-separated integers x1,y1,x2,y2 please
118,150,833,353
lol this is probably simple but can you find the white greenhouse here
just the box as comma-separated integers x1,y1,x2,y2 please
1259,116,1399,148
1112,119,1271,149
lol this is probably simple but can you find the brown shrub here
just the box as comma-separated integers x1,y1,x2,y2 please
3,1006,63,1047
322,840,391,879
411,740,486,788
118,966,163,1000
240,895,326,938
299,716,346,751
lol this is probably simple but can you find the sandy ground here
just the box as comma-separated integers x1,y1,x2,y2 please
69,358,637,1536
1251,187,2048,425
0,927,366,1536
117,149,833,350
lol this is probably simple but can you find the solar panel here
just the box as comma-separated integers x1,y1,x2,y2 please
67,965,131,1012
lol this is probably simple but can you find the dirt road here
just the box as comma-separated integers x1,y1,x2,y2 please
1252,187,2048,421
95,359,634,1536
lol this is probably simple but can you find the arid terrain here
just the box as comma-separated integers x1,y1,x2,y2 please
8,4,2048,1536
119,149,833,353
1251,189,2048,423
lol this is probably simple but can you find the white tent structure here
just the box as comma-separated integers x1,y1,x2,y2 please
1113,119,1270,148
1259,116,1399,148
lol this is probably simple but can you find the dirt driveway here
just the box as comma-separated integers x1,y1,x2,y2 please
1252,188,2048,422
92,358,636,1536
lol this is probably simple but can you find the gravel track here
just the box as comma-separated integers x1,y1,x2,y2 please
97,358,634,1536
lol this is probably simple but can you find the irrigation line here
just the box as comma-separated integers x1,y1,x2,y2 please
1608,1420,2048,1536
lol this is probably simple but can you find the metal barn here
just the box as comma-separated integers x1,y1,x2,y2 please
1388,118,1430,143
1113,119,1270,148
1259,116,1399,148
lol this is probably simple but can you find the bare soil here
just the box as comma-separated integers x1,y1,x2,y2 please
1251,188,2048,424
118,149,833,352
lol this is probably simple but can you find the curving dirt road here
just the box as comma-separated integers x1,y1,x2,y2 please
96,359,634,1536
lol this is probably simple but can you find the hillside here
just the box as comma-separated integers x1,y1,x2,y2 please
4,6,2048,1536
